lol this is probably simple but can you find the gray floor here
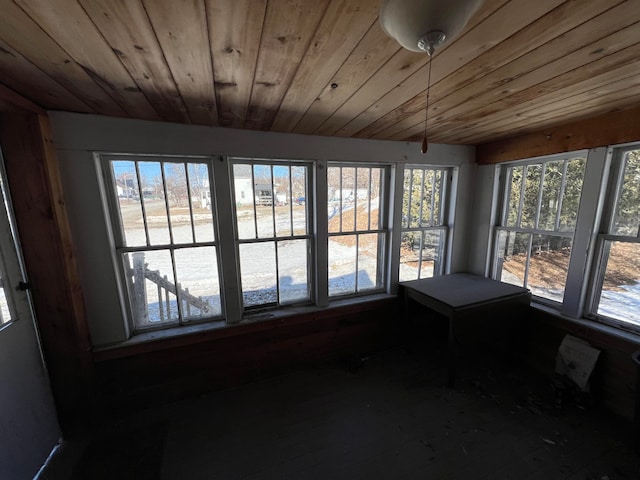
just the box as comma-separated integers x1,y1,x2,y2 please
60,343,640,480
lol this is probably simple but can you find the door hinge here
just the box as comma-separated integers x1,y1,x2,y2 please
18,281,32,291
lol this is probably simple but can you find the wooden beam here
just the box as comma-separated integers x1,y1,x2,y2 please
0,112,94,433
0,82,45,114
476,104,640,164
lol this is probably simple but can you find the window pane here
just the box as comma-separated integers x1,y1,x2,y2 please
495,230,529,288
355,168,370,231
234,164,256,239
539,161,563,231
358,233,384,291
164,162,192,244
399,229,445,282
596,241,640,325
188,163,215,246
408,169,422,229
126,250,179,328
528,235,572,302
328,235,356,296
612,150,640,236
505,166,523,227
291,166,307,235
559,157,586,231
138,161,170,245
174,246,221,320
254,165,275,238
399,231,420,282
111,161,146,247
189,163,215,243
0,272,11,325
521,164,541,229
239,242,277,307
278,239,309,304
274,165,292,236
420,230,444,279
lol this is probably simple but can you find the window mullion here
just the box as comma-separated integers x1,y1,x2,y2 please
213,157,243,323
315,159,329,307
388,163,405,293
563,147,610,318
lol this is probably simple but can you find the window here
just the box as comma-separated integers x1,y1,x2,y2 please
493,154,586,303
327,164,388,297
399,166,449,282
103,155,223,331
589,147,640,328
0,163,21,328
97,150,454,340
231,160,312,309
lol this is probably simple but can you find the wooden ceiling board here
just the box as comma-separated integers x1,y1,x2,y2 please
356,0,624,140
313,47,425,137
435,58,640,144
15,0,160,120
308,0,507,138
0,82,46,114
78,0,190,124
143,0,218,126
0,0,126,117
291,23,400,136
387,4,640,143
271,0,380,133
207,0,267,129
2,0,640,146
469,92,640,148
431,25,640,140
0,38,92,113
244,0,331,131
334,0,566,139
455,74,640,144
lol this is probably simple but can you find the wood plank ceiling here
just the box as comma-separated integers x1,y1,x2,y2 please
1,0,639,145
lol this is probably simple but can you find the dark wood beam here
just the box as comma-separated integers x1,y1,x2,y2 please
0,112,93,433
476,104,640,164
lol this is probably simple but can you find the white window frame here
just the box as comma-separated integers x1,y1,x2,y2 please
586,144,640,332
0,153,31,331
491,151,588,307
229,158,315,312
398,165,451,281
101,154,225,334
326,162,391,299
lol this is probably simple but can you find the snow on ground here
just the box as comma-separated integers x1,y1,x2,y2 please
124,204,393,323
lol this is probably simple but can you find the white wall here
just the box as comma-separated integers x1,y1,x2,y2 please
50,112,475,346
465,163,500,276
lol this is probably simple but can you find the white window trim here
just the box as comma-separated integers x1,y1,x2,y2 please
491,149,590,309
326,162,392,299
584,145,640,331
100,153,226,333
228,157,315,312
397,164,453,282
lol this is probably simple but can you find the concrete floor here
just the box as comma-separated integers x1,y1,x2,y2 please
43,341,640,480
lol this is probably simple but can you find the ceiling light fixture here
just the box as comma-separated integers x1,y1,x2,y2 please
380,0,485,153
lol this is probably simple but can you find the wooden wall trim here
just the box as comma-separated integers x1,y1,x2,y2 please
0,82,45,114
93,296,398,362
0,112,93,433
476,104,640,164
